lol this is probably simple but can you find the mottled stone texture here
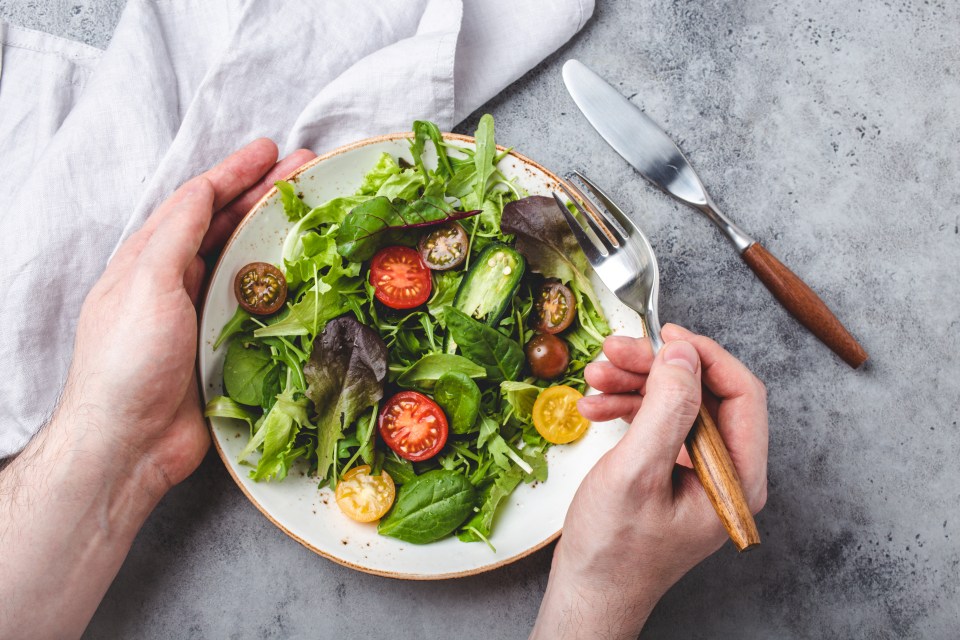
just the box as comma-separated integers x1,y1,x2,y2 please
2,0,959,638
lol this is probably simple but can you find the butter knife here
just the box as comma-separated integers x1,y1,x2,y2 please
562,59,868,368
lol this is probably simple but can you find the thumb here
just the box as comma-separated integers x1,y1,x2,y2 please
623,339,703,480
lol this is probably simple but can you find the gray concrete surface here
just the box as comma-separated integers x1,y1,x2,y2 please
3,0,959,638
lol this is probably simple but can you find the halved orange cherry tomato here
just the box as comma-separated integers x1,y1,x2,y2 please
533,280,576,334
379,391,449,461
234,262,287,315
532,385,589,444
369,246,432,309
335,465,396,523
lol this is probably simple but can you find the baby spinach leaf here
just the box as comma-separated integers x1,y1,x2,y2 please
445,308,524,382
276,180,311,222
434,372,481,434
378,470,477,544
500,195,602,310
382,457,417,486
335,196,480,262
223,339,276,407
396,354,485,391
304,316,388,480
213,306,252,351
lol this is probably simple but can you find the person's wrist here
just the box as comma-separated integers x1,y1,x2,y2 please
532,538,663,639
46,396,172,520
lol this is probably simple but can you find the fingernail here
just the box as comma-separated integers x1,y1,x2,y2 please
662,340,698,373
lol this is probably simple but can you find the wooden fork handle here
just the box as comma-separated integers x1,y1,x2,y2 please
741,242,868,368
685,404,761,552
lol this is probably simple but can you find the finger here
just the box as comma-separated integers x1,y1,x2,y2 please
602,335,655,375
138,177,216,280
661,324,768,511
200,148,317,256
140,139,279,242
584,361,648,395
103,139,280,284
577,393,643,423
184,256,206,305
661,324,765,402
621,340,702,481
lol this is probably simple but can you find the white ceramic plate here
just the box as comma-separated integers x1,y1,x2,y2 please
199,133,643,579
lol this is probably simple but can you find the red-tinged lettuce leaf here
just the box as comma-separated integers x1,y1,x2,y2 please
335,195,480,262
304,316,388,481
500,196,602,309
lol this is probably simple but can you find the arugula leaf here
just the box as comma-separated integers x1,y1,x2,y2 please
395,354,485,391
472,114,497,207
253,285,346,338
500,195,602,310
411,120,453,179
445,308,524,382
336,196,479,262
382,457,417,485
223,339,276,406
434,372,482,434
304,316,388,480
378,470,477,544
276,180,310,221
238,386,312,482
458,466,523,543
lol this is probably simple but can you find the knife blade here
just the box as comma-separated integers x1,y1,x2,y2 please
561,59,868,368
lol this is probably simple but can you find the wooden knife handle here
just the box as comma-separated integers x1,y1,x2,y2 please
741,242,868,368
686,404,760,552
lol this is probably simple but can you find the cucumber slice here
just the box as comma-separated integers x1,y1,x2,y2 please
445,243,525,353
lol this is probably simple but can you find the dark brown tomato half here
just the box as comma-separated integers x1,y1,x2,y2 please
417,222,468,271
525,334,571,380
533,280,576,334
234,262,287,315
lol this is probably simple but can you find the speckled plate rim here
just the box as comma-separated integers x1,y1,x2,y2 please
201,132,624,580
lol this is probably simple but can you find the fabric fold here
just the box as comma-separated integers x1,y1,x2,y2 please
0,0,593,457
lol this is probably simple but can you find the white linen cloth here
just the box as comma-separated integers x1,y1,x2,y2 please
0,0,593,458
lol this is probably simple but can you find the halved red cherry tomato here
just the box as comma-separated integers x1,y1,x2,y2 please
418,222,468,270
234,262,287,315
335,465,395,523
379,391,449,461
533,280,576,334
369,246,432,309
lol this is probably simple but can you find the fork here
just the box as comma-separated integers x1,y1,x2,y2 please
554,171,760,552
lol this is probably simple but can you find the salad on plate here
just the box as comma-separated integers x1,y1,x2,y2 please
204,115,610,548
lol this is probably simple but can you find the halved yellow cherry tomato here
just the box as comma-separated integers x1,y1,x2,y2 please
532,385,589,444
334,465,396,523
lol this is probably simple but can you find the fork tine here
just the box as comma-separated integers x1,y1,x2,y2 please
551,192,607,262
572,170,633,242
558,181,618,251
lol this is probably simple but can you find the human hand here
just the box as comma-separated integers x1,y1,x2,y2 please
531,324,768,638
56,140,316,494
